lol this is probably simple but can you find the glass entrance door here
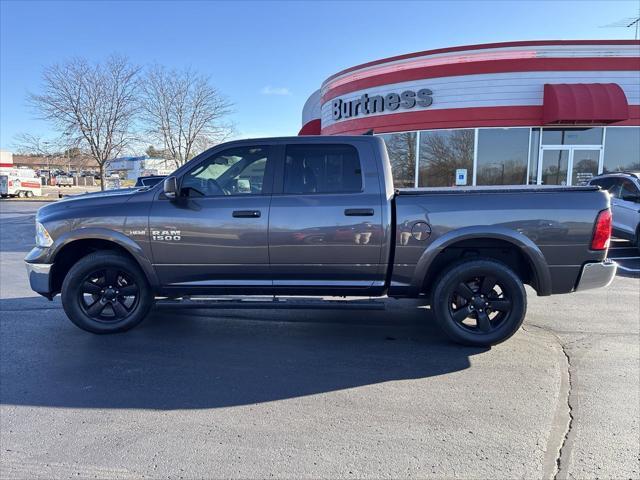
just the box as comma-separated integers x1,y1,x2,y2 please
571,149,600,185
540,149,569,185
538,147,601,186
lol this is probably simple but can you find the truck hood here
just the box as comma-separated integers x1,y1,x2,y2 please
37,187,146,221
60,187,145,201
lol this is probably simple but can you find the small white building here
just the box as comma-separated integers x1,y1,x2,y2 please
106,156,175,180
0,149,14,168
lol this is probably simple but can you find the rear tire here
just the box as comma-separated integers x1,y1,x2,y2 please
431,258,526,346
61,251,154,334
17,191,25,198
25,191,34,198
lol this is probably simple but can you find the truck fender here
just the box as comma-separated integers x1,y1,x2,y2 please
50,228,160,288
409,225,552,297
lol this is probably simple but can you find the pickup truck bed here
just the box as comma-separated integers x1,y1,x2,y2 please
393,185,607,297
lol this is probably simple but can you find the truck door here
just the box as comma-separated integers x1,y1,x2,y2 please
268,141,386,293
149,145,274,289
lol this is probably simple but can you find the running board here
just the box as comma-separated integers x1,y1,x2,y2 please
156,296,386,310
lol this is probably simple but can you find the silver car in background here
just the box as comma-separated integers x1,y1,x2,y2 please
589,172,640,250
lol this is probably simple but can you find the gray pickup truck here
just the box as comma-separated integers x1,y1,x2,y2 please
25,136,617,345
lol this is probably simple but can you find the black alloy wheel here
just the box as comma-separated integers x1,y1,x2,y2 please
78,267,140,322
449,275,512,334
431,258,527,346
61,251,154,333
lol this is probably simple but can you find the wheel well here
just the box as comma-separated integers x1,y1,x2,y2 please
421,238,537,295
50,239,140,295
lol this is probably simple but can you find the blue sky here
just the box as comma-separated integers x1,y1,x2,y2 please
0,0,637,150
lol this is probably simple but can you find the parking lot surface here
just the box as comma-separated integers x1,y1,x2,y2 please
1,201,638,479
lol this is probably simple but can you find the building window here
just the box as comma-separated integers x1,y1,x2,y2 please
603,127,640,173
418,129,474,187
476,128,530,185
529,128,540,184
542,127,603,145
379,132,417,188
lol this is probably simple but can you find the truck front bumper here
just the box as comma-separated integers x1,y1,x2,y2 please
575,259,617,292
25,262,53,297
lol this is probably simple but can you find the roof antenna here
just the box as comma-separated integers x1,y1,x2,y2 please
362,129,374,135
599,12,640,39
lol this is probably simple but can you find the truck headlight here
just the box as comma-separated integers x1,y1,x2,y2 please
35,222,53,247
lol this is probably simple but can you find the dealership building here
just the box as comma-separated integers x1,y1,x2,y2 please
300,40,640,188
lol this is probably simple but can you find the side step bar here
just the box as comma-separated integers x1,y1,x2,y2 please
155,296,386,310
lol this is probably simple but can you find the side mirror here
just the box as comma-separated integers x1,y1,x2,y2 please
621,193,640,203
163,176,178,200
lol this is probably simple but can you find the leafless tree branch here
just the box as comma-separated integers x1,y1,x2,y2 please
28,55,141,189
139,66,234,168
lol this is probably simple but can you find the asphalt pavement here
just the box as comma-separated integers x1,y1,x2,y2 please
1,200,638,479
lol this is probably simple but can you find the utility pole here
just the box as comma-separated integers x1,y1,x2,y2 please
42,141,51,184
62,133,72,182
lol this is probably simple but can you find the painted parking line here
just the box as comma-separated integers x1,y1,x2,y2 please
617,265,640,273
607,238,640,275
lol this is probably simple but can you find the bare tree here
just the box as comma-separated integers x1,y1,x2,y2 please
28,56,140,189
139,66,233,168
12,132,62,173
13,132,99,173
383,132,417,187
12,133,57,156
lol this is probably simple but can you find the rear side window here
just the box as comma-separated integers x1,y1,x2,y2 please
283,144,362,194
590,177,616,190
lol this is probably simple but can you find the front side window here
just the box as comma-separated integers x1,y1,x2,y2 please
181,146,269,197
620,179,639,199
283,144,362,194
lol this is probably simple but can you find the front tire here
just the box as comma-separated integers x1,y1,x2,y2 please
431,258,527,346
61,251,154,334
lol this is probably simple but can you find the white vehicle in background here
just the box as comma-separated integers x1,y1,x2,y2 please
588,172,640,251
0,167,43,198
54,176,74,187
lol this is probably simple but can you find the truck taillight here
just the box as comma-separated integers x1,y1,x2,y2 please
8,180,12,187
591,209,612,251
